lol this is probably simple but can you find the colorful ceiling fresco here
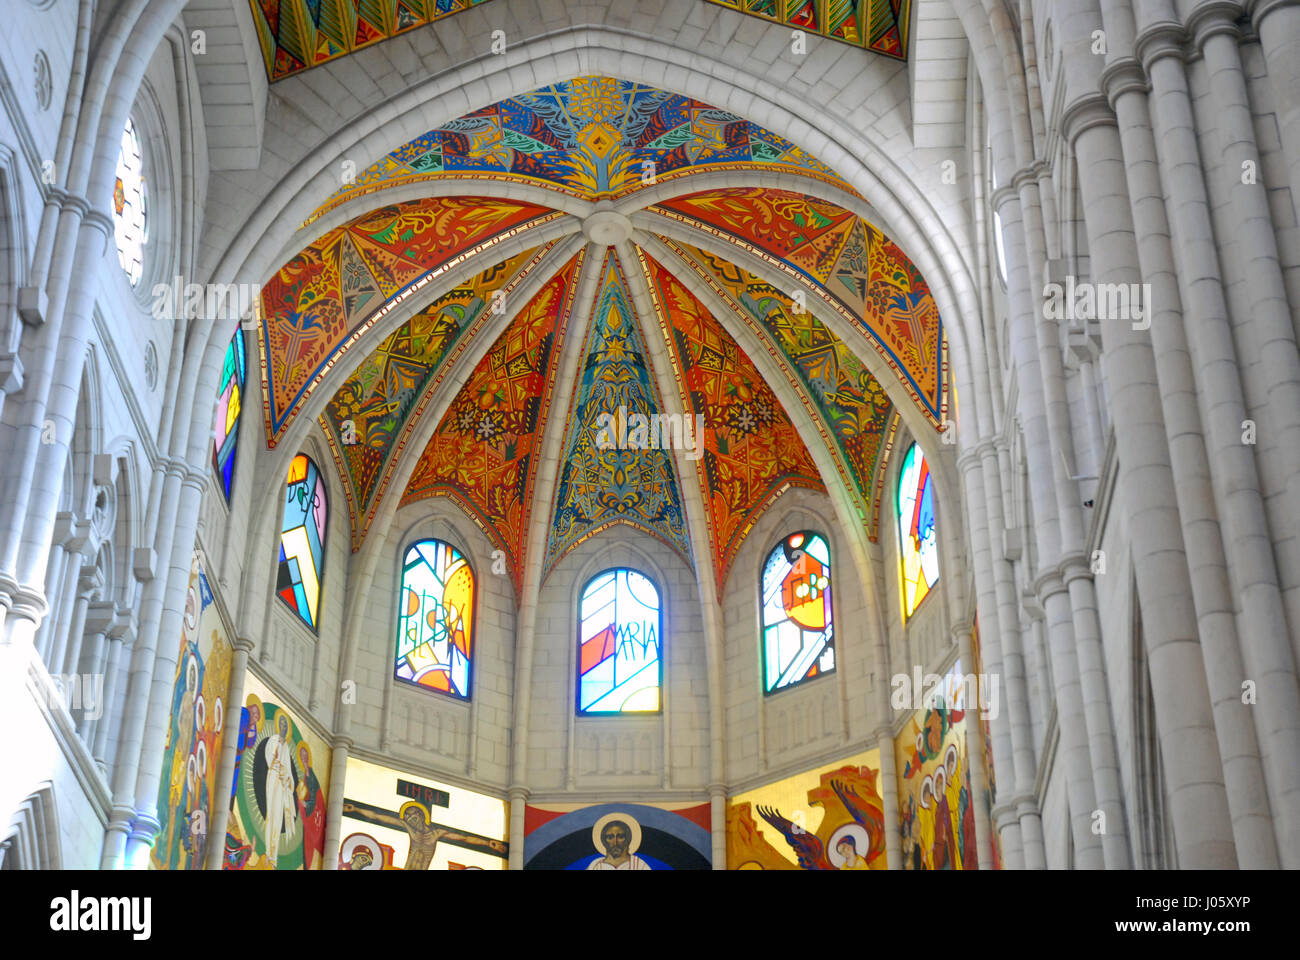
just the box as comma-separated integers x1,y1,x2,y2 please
399,253,585,593
706,0,911,58
651,188,946,426
259,196,561,446
252,76,951,580
321,244,555,547
544,251,694,577
665,239,897,539
248,0,493,82
305,76,853,227
638,248,826,593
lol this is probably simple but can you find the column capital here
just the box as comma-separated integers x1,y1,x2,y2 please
1031,568,1068,603
1060,94,1117,147
232,635,255,654
1245,0,1300,26
1059,552,1094,585
706,782,728,798
1185,1,1246,49
507,785,531,803
330,734,354,751
1100,58,1149,108
1135,21,1190,71
0,573,47,623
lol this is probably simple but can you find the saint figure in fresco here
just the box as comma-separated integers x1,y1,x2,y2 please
588,818,650,870
295,741,326,870
343,846,374,870
263,712,297,866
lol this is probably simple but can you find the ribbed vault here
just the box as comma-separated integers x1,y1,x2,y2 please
254,75,948,597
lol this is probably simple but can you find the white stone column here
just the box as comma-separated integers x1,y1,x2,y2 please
1132,1,1300,866
508,788,528,871
91,618,131,771
1245,0,1300,222
320,735,351,871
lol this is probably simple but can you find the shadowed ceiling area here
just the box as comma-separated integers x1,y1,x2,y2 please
255,75,947,596
247,1,913,84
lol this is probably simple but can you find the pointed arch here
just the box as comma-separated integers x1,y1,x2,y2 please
276,453,328,630
577,567,663,716
759,530,836,694
212,326,247,503
394,538,475,700
897,441,939,619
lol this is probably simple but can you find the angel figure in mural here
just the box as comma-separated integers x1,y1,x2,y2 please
588,815,651,870
755,805,835,870
261,712,298,867
341,798,506,869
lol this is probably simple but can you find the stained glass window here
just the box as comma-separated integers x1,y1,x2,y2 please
395,539,474,699
760,532,835,693
277,454,327,630
898,443,939,618
577,569,662,714
212,328,246,502
113,117,148,286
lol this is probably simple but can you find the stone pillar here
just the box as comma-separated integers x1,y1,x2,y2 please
58,568,103,679
1131,3,1296,867
709,783,726,869
1245,0,1300,222
508,787,528,871
77,600,123,742
205,636,254,870
92,619,131,771
321,734,351,871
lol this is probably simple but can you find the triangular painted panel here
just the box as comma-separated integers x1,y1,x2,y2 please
545,251,693,576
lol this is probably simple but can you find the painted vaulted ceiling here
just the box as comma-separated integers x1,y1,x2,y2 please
256,76,946,597
248,1,912,83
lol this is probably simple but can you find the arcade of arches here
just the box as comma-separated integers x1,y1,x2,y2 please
0,0,1298,873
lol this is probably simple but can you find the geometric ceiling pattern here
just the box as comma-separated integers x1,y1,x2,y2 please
651,188,946,426
255,75,948,594
305,76,853,227
322,243,556,546
706,0,911,58
545,251,694,579
400,253,586,593
665,239,898,539
248,0,492,82
638,249,826,591
258,196,561,445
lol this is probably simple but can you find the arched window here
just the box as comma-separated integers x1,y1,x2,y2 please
212,328,246,502
897,442,939,619
394,539,474,699
760,531,835,693
112,117,148,286
577,569,662,715
277,454,327,630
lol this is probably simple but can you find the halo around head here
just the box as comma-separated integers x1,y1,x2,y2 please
398,800,431,827
341,832,383,870
592,811,642,854
828,824,871,867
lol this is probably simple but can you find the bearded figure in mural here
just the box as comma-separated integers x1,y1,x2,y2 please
263,713,298,867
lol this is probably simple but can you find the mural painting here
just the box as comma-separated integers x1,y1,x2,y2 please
523,801,711,869
727,750,886,870
151,551,233,870
340,757,508,870
895,661,978,870
223,674,331,870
